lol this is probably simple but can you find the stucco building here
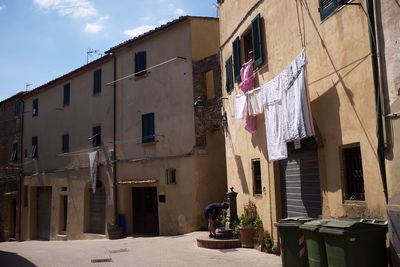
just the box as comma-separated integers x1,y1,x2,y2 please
20,55,115,240
107,16,227,236
0,92,24,241
218,0,387,241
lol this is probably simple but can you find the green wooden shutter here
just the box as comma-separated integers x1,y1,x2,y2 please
32,136,38,158
93,69,102,94
92,126,101,147
135,51,147,76
251,14,264,69
225,57,233,93
142,113,155,143
319,0,338,20
232,37,242,82
63,83,70,106
62,134,69,153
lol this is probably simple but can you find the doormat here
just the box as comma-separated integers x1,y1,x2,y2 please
91,258,112,263
109,248,128,254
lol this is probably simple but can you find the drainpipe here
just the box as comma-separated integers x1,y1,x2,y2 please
112,53,119,225
18,98,25,241
366,0,388,203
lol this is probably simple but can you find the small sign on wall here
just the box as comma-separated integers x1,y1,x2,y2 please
294,139,301,150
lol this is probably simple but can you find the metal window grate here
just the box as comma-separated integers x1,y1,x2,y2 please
252,160,262,195
343,146,365,200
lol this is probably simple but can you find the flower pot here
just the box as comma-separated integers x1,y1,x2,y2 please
107,224,124,240
239,227,255,248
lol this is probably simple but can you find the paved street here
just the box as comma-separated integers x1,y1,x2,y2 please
0,232,282,267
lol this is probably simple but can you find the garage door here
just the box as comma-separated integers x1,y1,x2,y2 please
37,187,52,240
89,187,105,234
280,138,322,218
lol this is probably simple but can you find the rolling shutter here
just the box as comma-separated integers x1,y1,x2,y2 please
89,187,106,234
37,187,52,240
251,14,264,69
280,139,322,218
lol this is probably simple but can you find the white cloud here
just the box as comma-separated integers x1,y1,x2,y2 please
140,16,152,22
85,16,108,33
123,25,155,38
0,4,5,11
34,0,97,18
174,8,185,16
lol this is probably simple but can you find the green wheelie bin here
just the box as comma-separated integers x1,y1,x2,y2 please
275,217,315,267
319,219,388,267
299,219,329,267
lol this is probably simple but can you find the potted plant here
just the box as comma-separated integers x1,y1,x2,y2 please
238,201,261,248
107,221,124,240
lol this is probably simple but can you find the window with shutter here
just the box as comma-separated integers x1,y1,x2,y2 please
232,37,241,82
135,51,147,77
32,136,38,158
63,83,70,106
142,113,155,143
225,56,233,93
319,0,338,20
93,69,102,95
32,99,38,117
92,126,101,147
251,14,264,69
14,100,21,117
62,134,69,153
252,159,262,195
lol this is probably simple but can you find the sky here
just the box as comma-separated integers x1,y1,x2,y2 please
0,0,218,101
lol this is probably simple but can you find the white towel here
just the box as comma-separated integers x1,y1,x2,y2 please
248,89,264,116
234,94,246,120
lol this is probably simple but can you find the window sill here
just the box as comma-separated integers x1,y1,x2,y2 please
140,140,158,145
343,200,366,206
132,72,149,81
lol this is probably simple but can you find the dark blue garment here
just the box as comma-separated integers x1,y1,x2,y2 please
204,203,224,220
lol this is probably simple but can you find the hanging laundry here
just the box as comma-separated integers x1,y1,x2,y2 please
262,75,288,161
89,151,99,193
248,88,264,116
234,94,246,120
239,59,256,133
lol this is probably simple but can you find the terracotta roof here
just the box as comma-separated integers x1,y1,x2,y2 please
106,16,218,53
0,91,25,105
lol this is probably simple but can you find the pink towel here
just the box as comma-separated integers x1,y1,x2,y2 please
239,59,256,133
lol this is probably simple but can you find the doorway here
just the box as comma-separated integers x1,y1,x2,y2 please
132,187,159,235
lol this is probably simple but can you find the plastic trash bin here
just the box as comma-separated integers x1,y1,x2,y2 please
319,219,388,267
299,219,329,267
275,217,315,267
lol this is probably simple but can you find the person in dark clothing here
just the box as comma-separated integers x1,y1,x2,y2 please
204,202,229,238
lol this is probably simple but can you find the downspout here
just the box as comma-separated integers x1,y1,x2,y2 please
112,53,119,224
18,98,25,241
366,0,388,203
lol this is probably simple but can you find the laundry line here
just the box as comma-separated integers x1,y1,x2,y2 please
106,56,188,86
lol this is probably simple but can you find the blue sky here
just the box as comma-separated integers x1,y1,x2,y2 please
0,0,218,101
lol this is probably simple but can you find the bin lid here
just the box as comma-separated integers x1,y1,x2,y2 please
319,219,388,235
274,217,315,227
299,219,329,231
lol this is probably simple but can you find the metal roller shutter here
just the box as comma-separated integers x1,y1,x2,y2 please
89,188,105,234
280,139,322,218
37,187,52,240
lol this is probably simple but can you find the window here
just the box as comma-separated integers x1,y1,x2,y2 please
342,145,365,201
142,113,155,143
32,98,38,117
14,100,21,117
63,83,70,106
135,51,147,77
93,69,102,94
225,56,233,93
252,159,262,195
232,37,241,82
319,0,350,20
31,136,38,158
10,142,18,162
60,195,68,234
166,168,176,184
62,134,69,153
92,126,101,147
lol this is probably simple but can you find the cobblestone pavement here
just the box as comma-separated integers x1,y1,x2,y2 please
0,232,282,267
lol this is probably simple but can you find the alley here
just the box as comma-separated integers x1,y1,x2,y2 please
0,232,282,267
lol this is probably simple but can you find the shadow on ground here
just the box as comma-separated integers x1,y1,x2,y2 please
0,250,36,267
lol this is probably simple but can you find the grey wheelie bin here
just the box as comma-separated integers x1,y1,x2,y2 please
319,219,388,267
275,217,315,267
